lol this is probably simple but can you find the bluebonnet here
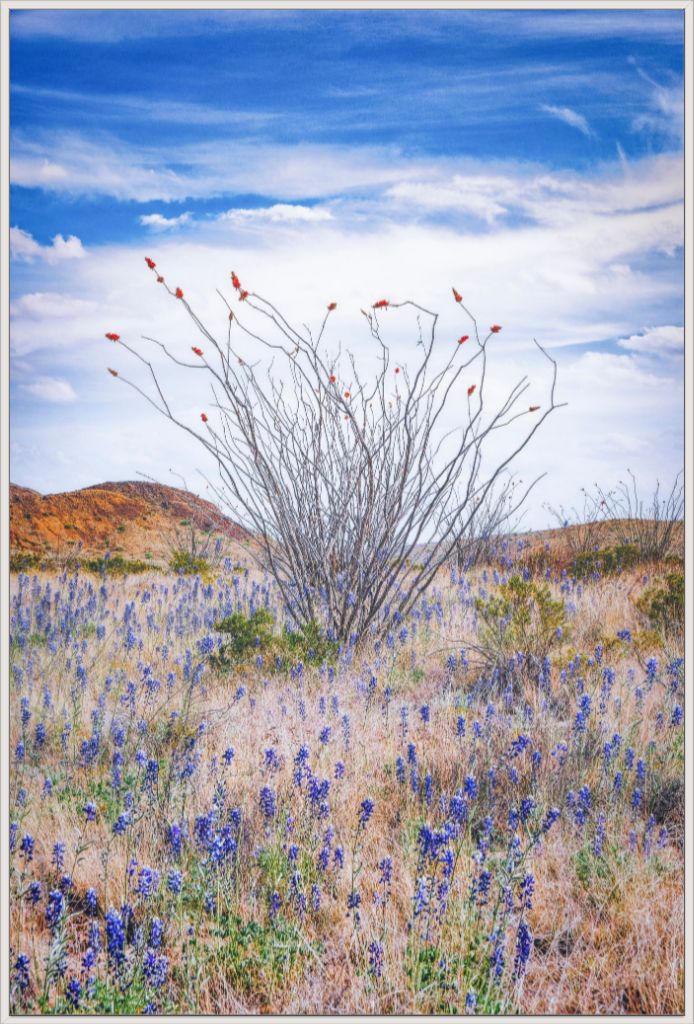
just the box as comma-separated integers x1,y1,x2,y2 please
368,940,384,977
514,921,532,976
66,977,82,1008
14,953,31,993
167,869,183,895
358,798,375,828
105,907,126,964
260,786,277,820
45,889,65,930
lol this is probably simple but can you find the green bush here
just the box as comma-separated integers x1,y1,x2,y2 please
474,574,567,684
212,608,276,669
211,609,338,671
636,572,684,639
84,554,152,575
169,549,211,576
9,551,42,573
571,543,640,579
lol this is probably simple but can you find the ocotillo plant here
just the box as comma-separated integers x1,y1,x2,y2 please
106,261,565,643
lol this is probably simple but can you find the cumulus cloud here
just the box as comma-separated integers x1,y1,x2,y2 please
616,325,683,354
218,203,333,225
139,212,192,231
21,376,77,403
11,292,98,318
540,103,594,137
10,226,86,263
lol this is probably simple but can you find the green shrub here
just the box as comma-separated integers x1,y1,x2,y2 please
84,554,152,575
208,914,307,997
571,543,640,579
169,549,211,576
211,609,338,672
9,551,42,573
636,572,684,639
474,574,567,684
212,608,276,669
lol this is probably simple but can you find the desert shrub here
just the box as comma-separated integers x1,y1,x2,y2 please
211,609,338,671
9,551,42,573
212,609,275,668
473,574,567,683
169,549,211,576
571,543,640,579
84,554,152,575
636,573,684,640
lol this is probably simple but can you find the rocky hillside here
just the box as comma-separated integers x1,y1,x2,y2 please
10,480,249,567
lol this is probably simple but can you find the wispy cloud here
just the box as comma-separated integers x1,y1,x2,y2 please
21,376,77,403
540,104,593,138
10,226,86,263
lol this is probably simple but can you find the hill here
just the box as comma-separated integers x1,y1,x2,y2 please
9,480,249,568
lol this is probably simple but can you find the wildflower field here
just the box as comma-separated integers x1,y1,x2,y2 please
8,540,684,1015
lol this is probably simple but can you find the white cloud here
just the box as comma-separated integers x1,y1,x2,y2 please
21,376,77,403
10,226,86,263
139,212,192,231
8,151,684,524
540,104,593,138
11,292,98,318
10,132,436,202
219,204,333,225
617,324,683,354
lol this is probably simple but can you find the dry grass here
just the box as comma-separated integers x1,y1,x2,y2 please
8,549,684,1014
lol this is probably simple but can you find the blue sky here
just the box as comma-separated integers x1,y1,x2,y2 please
9,7,685,527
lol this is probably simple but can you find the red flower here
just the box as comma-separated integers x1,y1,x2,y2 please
372,299,389,309
175,288,184,299
344,391,350,399
467,384,476,397
145,257,156,269
239,290,249,301
327,302,337,311
157,276,165,283
192,346,203,356
452,288,463,303
200,413,208,423
107,368,118,377
529,405,540,412
457,335,469,345
105,332,120,341
490,324,502,333
329,374,337,383
231,271,241,290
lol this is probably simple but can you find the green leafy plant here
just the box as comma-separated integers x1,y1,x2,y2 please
571,543,641,579
169,549,211,576
211,609,338,671
473,574,567,684
9,551,42,573
636,572,684,640
84,554,153,575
